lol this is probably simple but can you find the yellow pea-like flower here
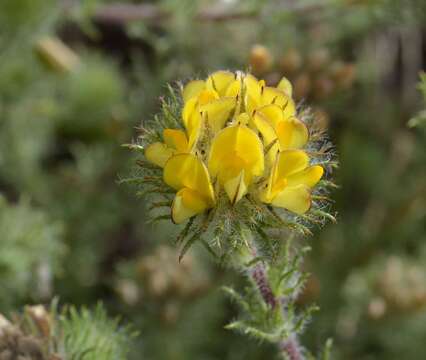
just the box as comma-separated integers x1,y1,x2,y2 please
182,76,237,140
145,128,191,168
182,80,205,103
209,125,264,204
201,97,237,134
182,70,235,104
254,104,308,150
205,70,236,96
163,153,215,223
163,129,189,152
260,150,323,214
277,76,293,97
139,70,331,224
225,74,307,159
145,142,175,168
243,74,295,115
251,105,308,169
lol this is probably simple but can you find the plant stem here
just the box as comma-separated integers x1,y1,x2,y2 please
249,262,277,308
279,335,304,360
248,260,305,360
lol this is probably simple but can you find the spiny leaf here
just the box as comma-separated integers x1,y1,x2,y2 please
121,143,144,152
175,217,195,244
200,239,219,259
179,231,200,262
147,214,171,225
222,286,250,312
148,201,172,211
321,339,333,360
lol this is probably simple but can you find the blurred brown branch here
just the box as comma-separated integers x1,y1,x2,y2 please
94,3,168,24
93,3,258,24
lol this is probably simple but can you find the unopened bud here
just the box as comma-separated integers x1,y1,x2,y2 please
279,48,302,75
307,48,330,72
313,76,335,100
293,73,312,100
249,44,273,75
333,63,356,89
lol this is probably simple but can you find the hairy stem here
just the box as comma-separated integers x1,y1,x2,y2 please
249,262,277,308
279,335,304,360
248,260,305,360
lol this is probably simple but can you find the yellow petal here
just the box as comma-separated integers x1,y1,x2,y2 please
263,150,310,201
253,111,280,166
223,169,248,204
163,129,188,152
273,150,309,181
182,97,198,128
164,153,215,204
261,87,296,118
182,80,205,103
187,111,202,150
244,74,262,114
253,111,277,146
235,112,251,126
257,104,284,128
261,87,286,105
197,89,219,105
225,79,242,97
276,117,309,149
200,97,236,133
271,184,311,214
287,165,323,188
209,125,264,179
206,71,235,96
277,76,293,97
145,142,175,168
171,188,210,224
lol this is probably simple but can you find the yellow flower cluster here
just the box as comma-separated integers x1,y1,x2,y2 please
145,71,323,223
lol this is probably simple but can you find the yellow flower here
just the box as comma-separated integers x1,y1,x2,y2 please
221,73,308,163
163,153,215,223
246,75,308,149
252,104,309,165
144,128,191,167
182,70,236,102
141,71,327,224
182,71,237,136
260,150,323,214
208,124,264,204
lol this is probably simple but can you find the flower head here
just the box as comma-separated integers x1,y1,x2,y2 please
127,70,335,257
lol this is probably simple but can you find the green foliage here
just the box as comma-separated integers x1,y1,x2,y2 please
59,304,136,360
0,302,135,360
0,0,58,42
409,72,426,128
54,56,127,140
0,196,64,309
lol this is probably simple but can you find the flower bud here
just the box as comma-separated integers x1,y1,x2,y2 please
307,48,330,73
293,73,312,100
313,75,335,100
249,44,273,75
279,48,302,75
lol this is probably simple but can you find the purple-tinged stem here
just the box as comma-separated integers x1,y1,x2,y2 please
279,335,304,360
249,262,277,308
247,260,305,360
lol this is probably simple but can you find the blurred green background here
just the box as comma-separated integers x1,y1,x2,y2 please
0,0,425,359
